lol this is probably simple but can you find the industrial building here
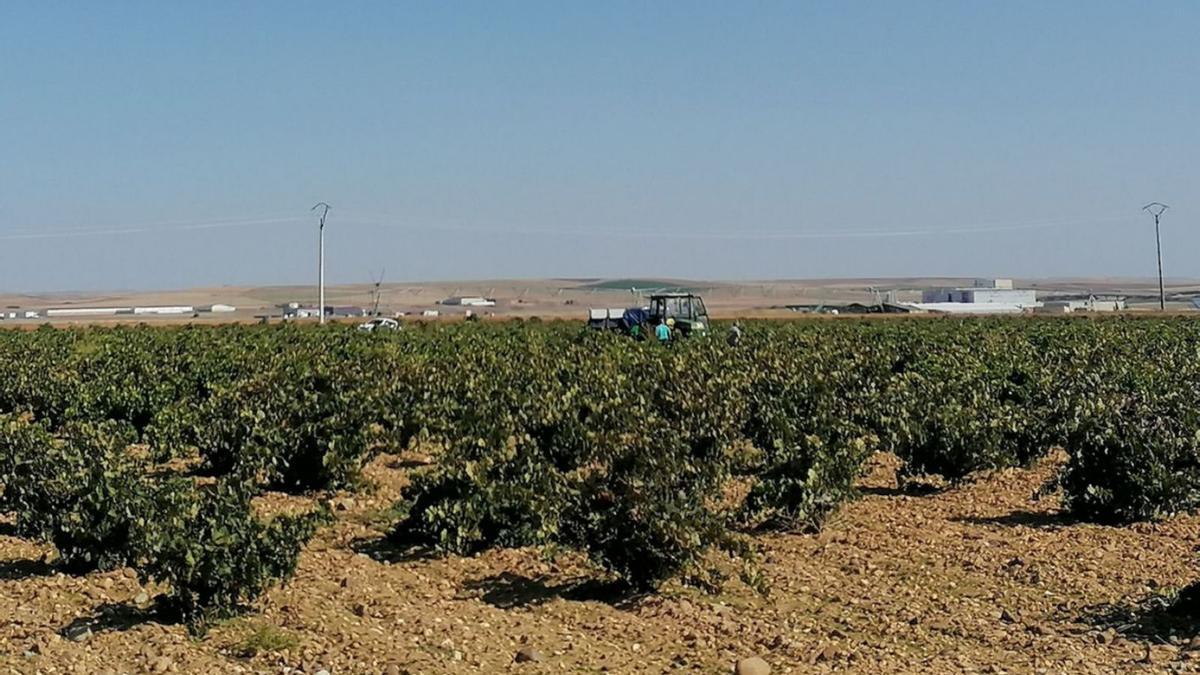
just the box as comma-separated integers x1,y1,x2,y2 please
1036,296,1126,314
280,303,365,320
44,307,132,317
0,305,236,321
915,279,1039,314
440,296,497,307
920,279,1037,306
133,306,195,316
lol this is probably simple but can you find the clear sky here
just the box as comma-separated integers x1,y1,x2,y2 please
1,1,1197,291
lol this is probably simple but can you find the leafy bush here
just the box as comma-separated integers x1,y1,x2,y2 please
136,478,330,628
392,433,569,554
564,432,737,591
0,413,48,513
1059,370,1200,523
2,418,151,573
394,337,747,590
738,340,876,530
872,336,1056,486
193,362,383,492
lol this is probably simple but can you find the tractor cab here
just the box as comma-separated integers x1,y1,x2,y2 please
647,293,710,337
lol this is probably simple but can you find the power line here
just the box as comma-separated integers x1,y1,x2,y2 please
0,212,1129,244
0,215,304,242
331,213,1130,242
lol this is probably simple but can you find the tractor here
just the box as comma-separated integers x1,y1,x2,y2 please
588,292,711,338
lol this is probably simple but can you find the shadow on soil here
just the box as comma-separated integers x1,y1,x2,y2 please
60,602,162,638
0,558,55,581
463,572,640,610
1078,587,1200,643
952,510,1080,530
349,535,440,564
860,484,941,498
388,458,432,471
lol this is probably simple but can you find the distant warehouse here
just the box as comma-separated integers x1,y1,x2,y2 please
38,305,234,318
915,279,1039,314
920,279,1036,306
440,296,496,307
133,306,194,315
44,307,132,317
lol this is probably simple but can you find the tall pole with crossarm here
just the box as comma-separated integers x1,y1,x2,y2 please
312,203,331,324
1143,202,1169,311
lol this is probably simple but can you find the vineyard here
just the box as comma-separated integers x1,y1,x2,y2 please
3,317,1200,672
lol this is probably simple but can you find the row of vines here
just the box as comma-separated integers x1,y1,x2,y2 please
1,317,1198,627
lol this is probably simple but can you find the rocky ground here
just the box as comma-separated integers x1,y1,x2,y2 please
3,452,1200,674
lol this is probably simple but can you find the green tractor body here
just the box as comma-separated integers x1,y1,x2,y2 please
648,293,710,337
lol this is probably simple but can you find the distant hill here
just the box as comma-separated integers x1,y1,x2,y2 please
575,278,714,293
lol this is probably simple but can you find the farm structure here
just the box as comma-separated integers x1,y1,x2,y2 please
440,296,497,307
915,278,1039,314
1035,295,1126,314
280,303,365,320
1,305,237,320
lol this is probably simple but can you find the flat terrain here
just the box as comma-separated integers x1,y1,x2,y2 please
5,276,1200,325
3,452,1199,674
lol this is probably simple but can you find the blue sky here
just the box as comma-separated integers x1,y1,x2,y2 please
1,1,1197,291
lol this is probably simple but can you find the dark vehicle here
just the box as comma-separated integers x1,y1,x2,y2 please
646,292,710,337
587,292,710,338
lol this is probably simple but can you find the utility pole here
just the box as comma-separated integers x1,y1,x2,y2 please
1143,202,1169,311
369,268,385,316
312,202,331,324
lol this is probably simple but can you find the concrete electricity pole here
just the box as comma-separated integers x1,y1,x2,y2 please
312,202,332,324
1143,202,1169,311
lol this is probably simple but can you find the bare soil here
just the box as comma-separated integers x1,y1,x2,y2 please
3,452,1200,674
6,275,1200,327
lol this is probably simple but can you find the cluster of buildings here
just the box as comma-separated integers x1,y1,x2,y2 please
279,303,367,320
916,279,1125,314
0,304,236,321
274,295,497,321
789,279,1126,316
440,296,496,307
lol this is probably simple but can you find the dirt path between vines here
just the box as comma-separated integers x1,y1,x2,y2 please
3,452,1200,674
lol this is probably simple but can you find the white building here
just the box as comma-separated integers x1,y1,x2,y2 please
441,296,497,307
1036,296,1126,314
916,279,1038,314
922,279,1036,306
133,306,195,315
45,307,132,317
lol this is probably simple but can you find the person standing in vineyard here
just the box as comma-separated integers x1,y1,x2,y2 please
728,322,742,346
656,318,671,344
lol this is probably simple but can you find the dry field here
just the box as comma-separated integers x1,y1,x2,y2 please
3,451,1198,674
7,276,1200,327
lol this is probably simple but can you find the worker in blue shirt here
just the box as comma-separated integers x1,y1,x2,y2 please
655,318,672,343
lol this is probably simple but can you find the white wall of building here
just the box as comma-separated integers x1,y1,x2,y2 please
133,306,195,315
45,307,131,317
921,285,1036,306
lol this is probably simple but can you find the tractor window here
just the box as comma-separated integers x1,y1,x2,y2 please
665,297,689,318
693,297,707,317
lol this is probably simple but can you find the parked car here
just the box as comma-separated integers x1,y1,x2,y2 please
357,317,400,332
